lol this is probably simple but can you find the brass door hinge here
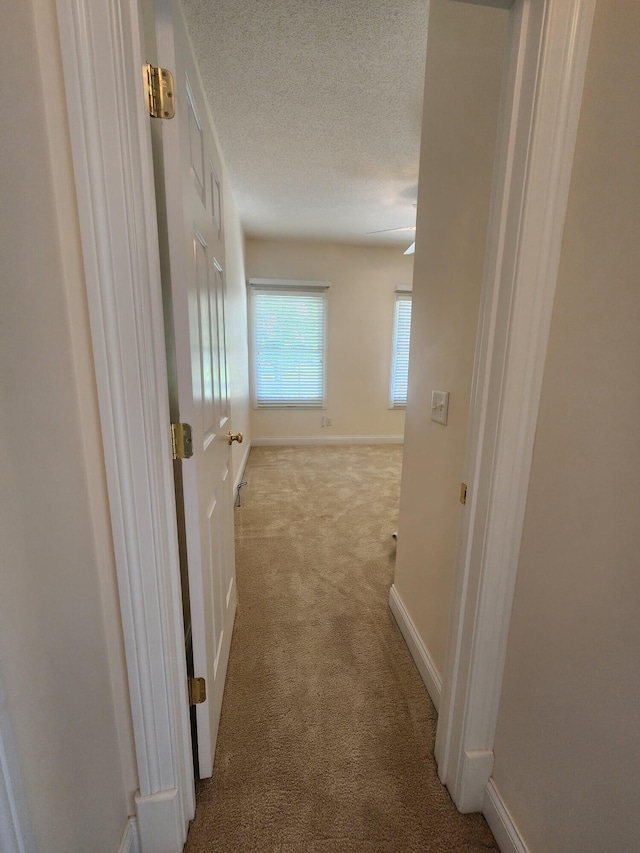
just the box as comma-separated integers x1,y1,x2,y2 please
171,423,193,460
188,677,207,706
144,64,175,119
460,483,468,505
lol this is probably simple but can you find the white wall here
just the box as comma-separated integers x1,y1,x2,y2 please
491,2,640,849
245,239,413,440
392,1,508,678
0,1,137,850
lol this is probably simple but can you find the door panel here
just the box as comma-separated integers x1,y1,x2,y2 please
154,0,237,779
186,78,206,205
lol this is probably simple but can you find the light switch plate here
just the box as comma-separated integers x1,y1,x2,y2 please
431,390,449,425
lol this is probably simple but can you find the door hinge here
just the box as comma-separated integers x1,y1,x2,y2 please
188,677,207,706
144,64,175,119
460,483,468,505
171,422,193,460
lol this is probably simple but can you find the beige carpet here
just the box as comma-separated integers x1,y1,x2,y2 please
185,445,497,852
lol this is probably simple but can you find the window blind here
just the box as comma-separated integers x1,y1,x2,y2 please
390,295,412,407
252,288,326,407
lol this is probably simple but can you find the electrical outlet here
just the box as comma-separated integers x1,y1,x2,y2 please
431,391,449,426
321,416,333,427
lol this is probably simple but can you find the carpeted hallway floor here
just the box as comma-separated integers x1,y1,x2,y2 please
184,445,498,852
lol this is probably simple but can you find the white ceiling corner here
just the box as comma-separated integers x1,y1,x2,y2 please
180,0,429,247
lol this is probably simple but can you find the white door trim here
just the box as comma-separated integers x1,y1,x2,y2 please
55,0,194,849
435,0,596,812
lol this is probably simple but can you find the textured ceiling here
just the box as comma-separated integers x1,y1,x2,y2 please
181,0,429,247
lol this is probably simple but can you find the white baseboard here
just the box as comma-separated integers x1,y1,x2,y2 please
233,438,252,494
483,779,528,853
251,434,404,446
388,584,442,712
117,817,140,853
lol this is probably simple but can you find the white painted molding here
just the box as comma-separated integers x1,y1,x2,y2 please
0,670,34,853
388,585,442,711
456,749,494,813
117,818,141,853
251,435,405,446
135,789,182,853
55,0,195,848
483,779,528,853
233,439,252,495
434,0,596,813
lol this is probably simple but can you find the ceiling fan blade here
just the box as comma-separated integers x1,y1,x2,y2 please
366,225,416,235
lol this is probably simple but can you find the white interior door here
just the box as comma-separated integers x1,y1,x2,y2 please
154,0,237,779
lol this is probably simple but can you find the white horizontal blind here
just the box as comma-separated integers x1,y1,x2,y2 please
390,295,412,407
253,288,326,407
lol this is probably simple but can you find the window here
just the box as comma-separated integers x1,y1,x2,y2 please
250,280,329,407
390,292,412,408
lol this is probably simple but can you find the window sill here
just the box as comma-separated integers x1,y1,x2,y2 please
253,405,325,410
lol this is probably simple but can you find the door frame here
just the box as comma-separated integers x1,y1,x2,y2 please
55,0,194,851
435,0,596,814
5,1,590,853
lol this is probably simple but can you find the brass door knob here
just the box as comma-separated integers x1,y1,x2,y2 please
228,431,243,445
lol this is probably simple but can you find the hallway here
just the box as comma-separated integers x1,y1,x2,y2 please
184,446,497,852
